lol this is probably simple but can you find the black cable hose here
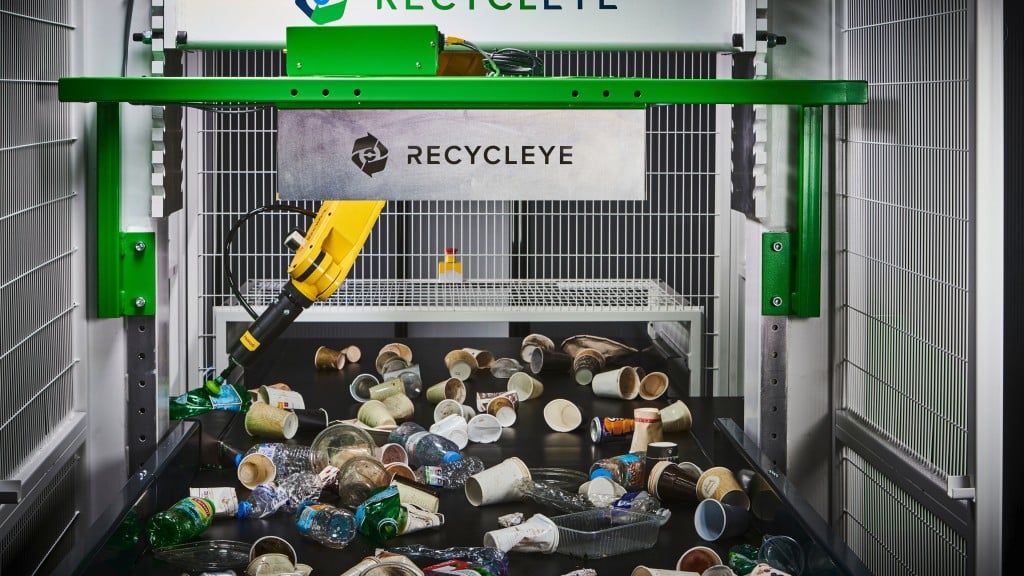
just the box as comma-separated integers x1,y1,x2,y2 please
223,204,316,320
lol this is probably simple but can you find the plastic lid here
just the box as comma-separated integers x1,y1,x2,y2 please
590,468,613,481
442,451,462,464
237,500,252,519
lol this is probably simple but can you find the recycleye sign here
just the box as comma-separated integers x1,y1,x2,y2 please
172,0,751,50
276,109,646,201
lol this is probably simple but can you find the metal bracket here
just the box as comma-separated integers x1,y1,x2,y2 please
126,316,157,472
121,232,156,316
762,232,791,315
760,317,787,471
947,476,976,501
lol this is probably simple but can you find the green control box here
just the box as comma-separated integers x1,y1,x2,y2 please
286,25,440,77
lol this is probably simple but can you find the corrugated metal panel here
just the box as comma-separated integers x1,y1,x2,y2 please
187,50,721,384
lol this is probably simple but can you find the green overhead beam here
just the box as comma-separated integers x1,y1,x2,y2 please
59,77,867,109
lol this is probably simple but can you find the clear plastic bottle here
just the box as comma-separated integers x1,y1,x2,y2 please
146,496,216,548
513,478,593,514
237,483,284,519
295,502,357,549
404,432,461,468
275,471,323,513
238,471,324,519
387,421,427,447
238,443,313,478
415,455,485,489
589,452,646,491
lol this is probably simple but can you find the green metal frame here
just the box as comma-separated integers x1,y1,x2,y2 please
286,25,441,77
67,74,864,318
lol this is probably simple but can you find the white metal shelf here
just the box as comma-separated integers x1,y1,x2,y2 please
213,278,703,393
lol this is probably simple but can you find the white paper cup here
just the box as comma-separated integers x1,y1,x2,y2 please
430,414,470,449
237,453,277,489
591,366,640,399
638,371,670,400
358,400,398,429
482,513,559,553
425,377,467,404
373,443,409,466
444,349,477,380
433,399,465,423
461,405,476,420
630,407,664,454
381,393,415,422
675,545,724,573
660,400,693,432
258,386,306,410
543,399,583,432
467,413,503,443
465,457,531,506
631,568,701,576
508,372,544,401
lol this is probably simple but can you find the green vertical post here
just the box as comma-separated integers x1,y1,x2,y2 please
96,103,122,318
792,105,822,317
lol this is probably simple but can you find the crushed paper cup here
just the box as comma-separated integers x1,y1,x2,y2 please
482,513,559,553
467,414,503,443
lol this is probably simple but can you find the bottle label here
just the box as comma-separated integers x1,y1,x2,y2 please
209,384,243,410
256,444,278,459
188,487,237,517
401,504,444,534
419,466,444,487
297,504,329,533
614,454,645,490
176,497,215,528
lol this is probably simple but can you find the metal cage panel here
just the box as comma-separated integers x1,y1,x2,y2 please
186,49,722,390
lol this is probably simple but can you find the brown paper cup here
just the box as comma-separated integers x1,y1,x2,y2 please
647,461,702,505
462,348,494,369
521,333,556,361
314,346,345,370
426,377,466,404
630,407,663,453
697,466,751,510
486,396,518,427
341,345,362,363
660,400,693,432
639,371,670,400
444,349,477,380
676,546,723,572
237,453,277,489
375,350,401,375
358,400,398,429
382,393,415,422
244,402,299,440
384,462,416,482
572,348,606,385
379,342,413,364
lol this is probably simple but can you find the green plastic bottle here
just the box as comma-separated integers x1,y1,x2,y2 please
146,496,216,548
354,486,407,544
169,379,250,420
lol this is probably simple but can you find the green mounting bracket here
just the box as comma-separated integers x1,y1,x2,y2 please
763,106,823,318
286,25,440,77
121,232,156,316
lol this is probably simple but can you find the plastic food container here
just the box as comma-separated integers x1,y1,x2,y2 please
551,508,661,559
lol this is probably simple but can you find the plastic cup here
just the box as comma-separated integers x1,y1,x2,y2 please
349,373,379,403
465,457,531,506
639,371,670,400
358,400,398,429
757,534,806,575
237,453,276,489
660,400,693,432
425,377,467,404
694,498,751,541
249,535,297,565
629,407,663,453
444,349,477,380
314,346,345,370
675,545,723,572
698,466,751,509
543,399,583,432
482,513,559,553
467,413,503,443
244,402,298,440
381,393,415,422
508,372,544,401
592,366,640,399
433,399,465,423
336,456,390,509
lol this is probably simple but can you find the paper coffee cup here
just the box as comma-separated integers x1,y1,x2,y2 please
373,443,409,466
379,342,413,364
572,348,606,385
430,414,470,449
486,396,518,427
520,333,556,363
350,373,379,403
482,513,559,553
630,407,663,453
358,400,398,429
639,371,669,400
433,399,465,423
694,499,751,541
660,400,693,432
338,554,422,576
461,405,476,420
314,346,345,370
465,457,531,506
400,503,444,534
467,413,503,443
475,391,520,413
244,402,299,440
444,349,477,380
237,453,277,489
697,466,751,510
381,394,415,422
631,568,701,576
462,348,494,369
385,462,416,482
375,350,402,375
543,399,583,432
647,461,702,505
508,372,544,401
591,366,640,400
369,378,407,401
391,475,440,512
258,385,306,410
676,545,724,572
425,377,467,404
529,348,572,375
340,345,362,363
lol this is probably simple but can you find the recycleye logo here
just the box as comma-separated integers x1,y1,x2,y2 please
351,133,390,177
294,0,348,25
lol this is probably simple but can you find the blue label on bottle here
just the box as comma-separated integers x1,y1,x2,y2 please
618,454,641,464
256,444,277,459
297,504,326,533
209,384,243,410
172,393,188,405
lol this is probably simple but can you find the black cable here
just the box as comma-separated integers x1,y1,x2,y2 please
489,48,544,77
223,204,316,320
122,0,134,77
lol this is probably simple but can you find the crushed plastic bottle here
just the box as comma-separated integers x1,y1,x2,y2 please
415,455,485,489
513,478,593,514
296,502,357,549
275,471,324,513
237,483,284,519
385,545,509,576
238,443,313,479
404,432,461,468
146,496,215,548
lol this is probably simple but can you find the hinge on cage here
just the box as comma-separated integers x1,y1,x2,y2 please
947,476,976,501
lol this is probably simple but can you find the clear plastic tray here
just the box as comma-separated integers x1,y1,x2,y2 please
551,508,661,559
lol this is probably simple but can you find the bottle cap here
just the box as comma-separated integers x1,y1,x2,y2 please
204,378,222,395
237,500,252,519
590,468,613,481
234,454,243,467
442,451,462,463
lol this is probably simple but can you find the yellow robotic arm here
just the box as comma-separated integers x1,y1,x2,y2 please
213,200,386,388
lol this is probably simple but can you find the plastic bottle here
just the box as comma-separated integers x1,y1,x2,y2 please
237,483,284,519
295,502,357,549
414,455,485,489
146,496,216,548
275,471,323,513
354,486,407,544
238,471,323,519
513,478,593,514
589,452,646,491
238,443,313,478
169,381,251,420
388,421,428,447
404,432,461,468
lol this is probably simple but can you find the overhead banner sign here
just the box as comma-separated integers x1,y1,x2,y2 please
170,0,752,51
277,109,646,200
